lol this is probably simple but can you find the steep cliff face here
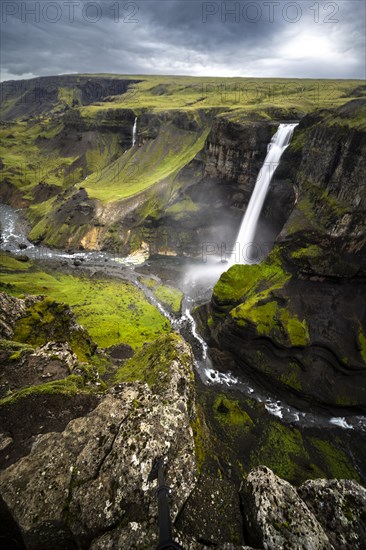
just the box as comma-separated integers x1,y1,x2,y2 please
206,101,366,409
136,118,275,257
0,75,142,121
1,89,280,256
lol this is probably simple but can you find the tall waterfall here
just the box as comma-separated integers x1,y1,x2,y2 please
231,123,297,265
132,117,137,147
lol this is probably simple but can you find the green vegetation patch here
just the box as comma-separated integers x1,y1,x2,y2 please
212,250,291,308
250,421,308,483
0,374,97,407
309,438,361,481
279,362,303,391
291,244,321,260
0,253,32,271
165,197,199,220
0,339,34,364
138,276,158,289
13,297,95,361
114,333,189,389
357,324,366,364
84,123,210,203
154,284,183,314
214,394,254,430
0,257,170,350
79,76,362,114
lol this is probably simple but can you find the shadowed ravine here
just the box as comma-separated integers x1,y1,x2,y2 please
1,202,365,437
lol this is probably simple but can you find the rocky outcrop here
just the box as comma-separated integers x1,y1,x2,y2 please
0,292,26,339
205,101,366,410
0,334,197,550
241,466,366,550
242,466,331,549
0,341,78,397
299,478,366,549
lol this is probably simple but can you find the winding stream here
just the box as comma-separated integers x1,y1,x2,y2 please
1,203,366,435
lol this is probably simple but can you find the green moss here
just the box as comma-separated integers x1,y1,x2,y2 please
334,395,358,406
191,403,210,475
0,256,170,350
13,298,94,362
139,276,158,289
154,285,183,314
279,362,302,391
309,438,361,481
250,421,308,482
280,308,310,347
357,325,366,364
0,253,32,271
291,245,321,260
213,395,254,430
213,250,291,309
166,197,199,220
0,374,93,407
0,339,34,364
232,301,278,336
297,181,348,232
114,333,189,388
231,299,310,348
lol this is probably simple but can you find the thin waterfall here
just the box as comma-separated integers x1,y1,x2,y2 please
231,123,298,265
132,117,137,147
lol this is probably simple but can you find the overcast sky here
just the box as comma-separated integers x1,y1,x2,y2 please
1,0,365,81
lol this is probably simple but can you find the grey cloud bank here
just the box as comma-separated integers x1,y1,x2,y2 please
0,1,365,81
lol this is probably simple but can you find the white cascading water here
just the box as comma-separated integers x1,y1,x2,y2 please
132,117,137,146
231,123,298,265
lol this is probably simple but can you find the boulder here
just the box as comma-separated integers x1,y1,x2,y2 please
298,478,366,549
240,466,331,549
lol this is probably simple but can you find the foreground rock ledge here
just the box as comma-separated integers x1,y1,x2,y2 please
0,334,197,549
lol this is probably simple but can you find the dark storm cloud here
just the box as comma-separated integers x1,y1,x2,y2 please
0,0,365,80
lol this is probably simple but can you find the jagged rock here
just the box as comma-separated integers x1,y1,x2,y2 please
298,478,366,549
175,471,246,545
37,341,78,370
241,466,331,549
0,341,78,396
0,335,197,550
0,293,26,339
90,524,254,550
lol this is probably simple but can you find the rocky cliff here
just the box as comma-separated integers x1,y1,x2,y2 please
1,291,366,549
205,100,366,410
0,74,333,257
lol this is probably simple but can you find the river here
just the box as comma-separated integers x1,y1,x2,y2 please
1,202,366,438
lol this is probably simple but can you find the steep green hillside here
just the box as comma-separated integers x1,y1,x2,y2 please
1,74,364,253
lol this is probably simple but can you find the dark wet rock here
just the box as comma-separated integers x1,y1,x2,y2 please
298,478,366,549
0,392,100,471
241,466,331,549
18,243,27,250
106,342,134,360
176,471,246,546
17,254,29,262
73,259,81,266
205,103,366,410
